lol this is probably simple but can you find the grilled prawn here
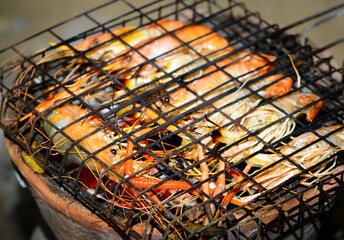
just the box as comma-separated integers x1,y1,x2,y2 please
202,91,324,208
214,92,326,161
156,51,292,118
105,22,230,73
242,125,343,191
38,19,186,66
42,104,196,196
214,124,339,211
21,21,232,122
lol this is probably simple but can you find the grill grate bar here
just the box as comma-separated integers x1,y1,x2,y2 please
280,3,344,34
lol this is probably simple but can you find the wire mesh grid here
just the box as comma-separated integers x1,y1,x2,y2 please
0,0,344,239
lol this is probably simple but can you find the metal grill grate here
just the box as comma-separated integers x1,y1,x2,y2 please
1,0,344,239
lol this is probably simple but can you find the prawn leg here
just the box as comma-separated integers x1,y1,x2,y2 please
214,163,252,220
123,138,200,196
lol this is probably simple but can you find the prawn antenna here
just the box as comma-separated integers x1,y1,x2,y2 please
288,54,301,88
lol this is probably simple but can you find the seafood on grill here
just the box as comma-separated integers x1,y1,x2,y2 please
10,15,343,238
31,18,231,76
205,124,342,218
104,21,231,73
207,91,325,209
155,51,285,117
42,104,198,197
234,125,344,202
15,19,185,87
213,91,326,161
36,19,186,66
19,19,233,122
121,49,230,92
149,62,295,162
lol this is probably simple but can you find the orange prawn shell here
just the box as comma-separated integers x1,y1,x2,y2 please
45,104,125,178
75,19,185,51
107,22,231,71
74,26,136,51
161,52,289,112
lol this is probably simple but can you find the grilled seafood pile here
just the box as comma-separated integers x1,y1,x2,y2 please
9,18,343,237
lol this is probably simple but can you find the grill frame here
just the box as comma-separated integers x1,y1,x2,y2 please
1,0,344,239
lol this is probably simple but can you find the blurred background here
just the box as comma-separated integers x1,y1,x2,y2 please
0,0,343,239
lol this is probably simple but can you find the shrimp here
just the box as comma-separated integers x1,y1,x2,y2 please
43,104,126,179
16,20,187,90
214,124,340,212
38,19,186,65
121,48,234,94
42,104,198,196
215,92,325,162
21,21,231,122
121,51,204,91
156,52,291,118
135,53,294,198
208,91,324,209
105,22,231,73
27,50,212,122
20,71,103,122
241,125,343,192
